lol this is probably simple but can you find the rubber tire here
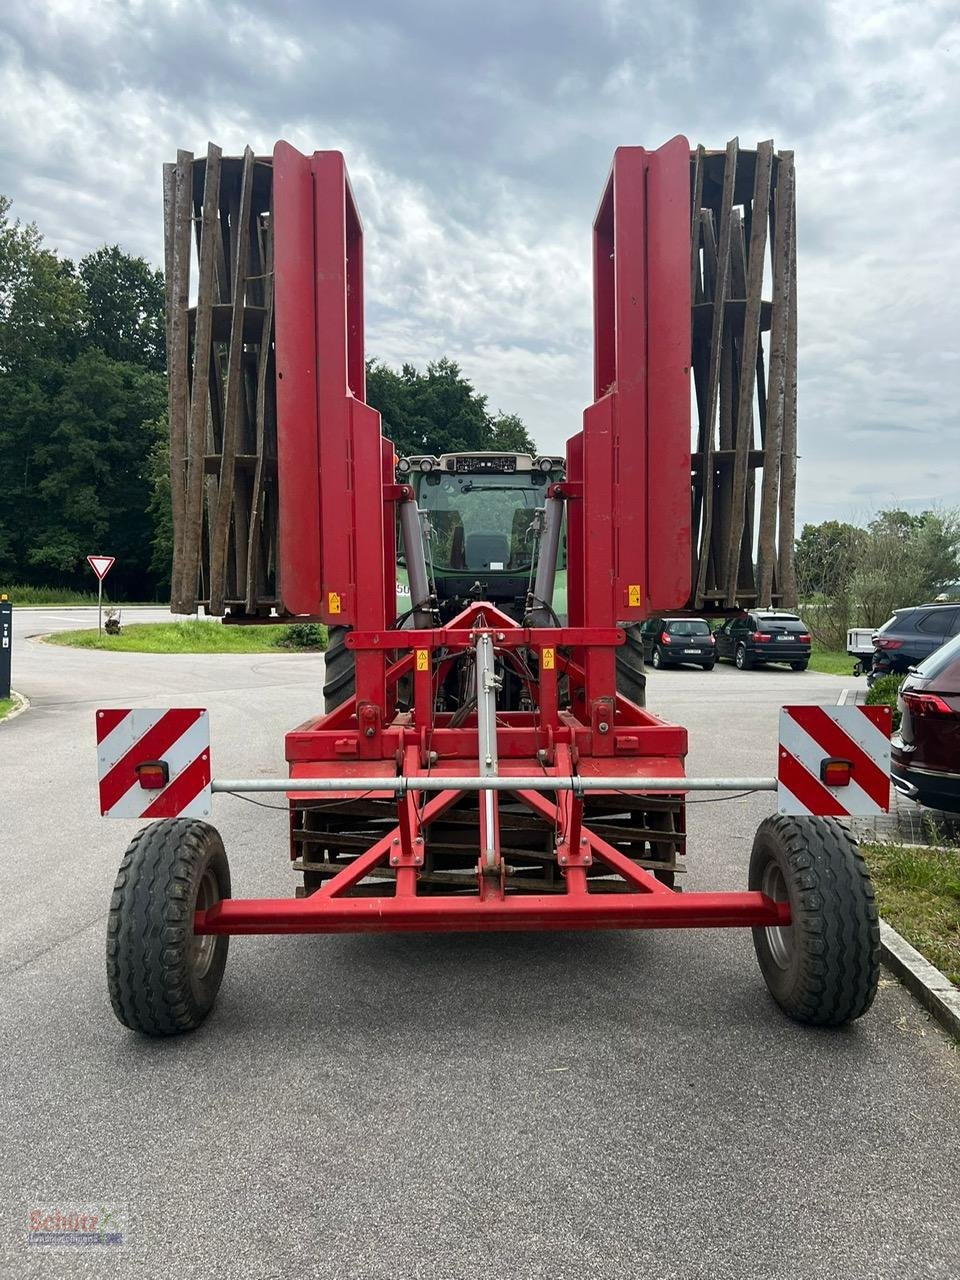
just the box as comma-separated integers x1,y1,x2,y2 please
791,661,809,672
323,624,356,713
749,815,879,1026
617,623,647,706
735,643,752,671
106,819,231,1036
702,661,716,671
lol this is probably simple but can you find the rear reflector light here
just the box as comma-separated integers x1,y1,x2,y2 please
709,633,716,645
661,631,671,644
820,758,852,787
799,634,811,643
903,692,952,716
136,760,170,790
876,637,902,650
751,632,771,642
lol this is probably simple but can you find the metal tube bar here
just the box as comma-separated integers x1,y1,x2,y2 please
196,891,790,935
475,632,500,870
397,497,434,627
527,496,564,626
213,776,776,794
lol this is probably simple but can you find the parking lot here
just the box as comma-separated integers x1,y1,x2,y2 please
2,609,959,1278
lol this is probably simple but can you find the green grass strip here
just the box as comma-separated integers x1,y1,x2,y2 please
863,840,960,986
44,620,325,654
806,646,861,676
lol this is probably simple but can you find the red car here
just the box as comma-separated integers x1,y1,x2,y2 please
891,632,960,813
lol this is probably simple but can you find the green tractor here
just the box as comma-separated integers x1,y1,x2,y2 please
322,451,646,712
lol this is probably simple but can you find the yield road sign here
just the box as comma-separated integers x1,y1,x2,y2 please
87,555,115,581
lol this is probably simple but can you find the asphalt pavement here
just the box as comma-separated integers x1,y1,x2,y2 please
1,608,958,1279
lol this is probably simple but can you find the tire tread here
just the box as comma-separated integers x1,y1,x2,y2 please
750,815,879,1026
106,819,229,1036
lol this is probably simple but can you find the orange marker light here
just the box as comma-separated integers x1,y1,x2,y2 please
136,760,170,791
820,758,852,788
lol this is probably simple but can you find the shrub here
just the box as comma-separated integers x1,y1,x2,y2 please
865,673,906,731
275,622,327,650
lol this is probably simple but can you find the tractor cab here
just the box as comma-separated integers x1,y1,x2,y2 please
395,451,567,623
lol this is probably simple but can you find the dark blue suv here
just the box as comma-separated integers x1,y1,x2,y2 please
870,603,960,682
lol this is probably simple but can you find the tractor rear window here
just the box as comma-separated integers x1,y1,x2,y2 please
418,472,551,572
667,621,710,636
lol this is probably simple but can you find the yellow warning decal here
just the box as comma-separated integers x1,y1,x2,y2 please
542,647,555,670
416,649,429,671
627,584,642,607
328,591,342,614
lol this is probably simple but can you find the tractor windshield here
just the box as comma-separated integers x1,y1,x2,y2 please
417,473,548,572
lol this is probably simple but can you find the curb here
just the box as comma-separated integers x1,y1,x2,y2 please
0,690,31,724
880,918,960,1041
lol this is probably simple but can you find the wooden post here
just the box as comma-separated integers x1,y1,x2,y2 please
756,153,794,605
693,138,738,608
723,140,773,606
778,154,799,607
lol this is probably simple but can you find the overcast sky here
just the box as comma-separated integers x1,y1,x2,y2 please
1,0,957,528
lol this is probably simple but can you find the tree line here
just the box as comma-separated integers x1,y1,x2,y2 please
796,510,960,649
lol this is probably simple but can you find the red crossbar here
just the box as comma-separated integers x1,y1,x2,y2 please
196,892,788,935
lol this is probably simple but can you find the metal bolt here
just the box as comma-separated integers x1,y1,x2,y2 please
365,726,375,738
415,836,423,845
393,838,400,846
559,855,568,865
598,721,609,734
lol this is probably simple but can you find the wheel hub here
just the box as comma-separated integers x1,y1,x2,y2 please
191,869,219,979
760,859,793,969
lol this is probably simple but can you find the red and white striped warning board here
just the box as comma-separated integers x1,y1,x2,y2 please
778,704,892,817
96,708,211,819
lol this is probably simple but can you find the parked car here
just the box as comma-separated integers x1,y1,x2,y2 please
890,632,960,813
870,602,960,682
639,616,716,669
715,610,811,671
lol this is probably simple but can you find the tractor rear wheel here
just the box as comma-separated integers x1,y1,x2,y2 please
106,819,231,1036
749,815,879,1026
323,624,356,713
616,623,647,706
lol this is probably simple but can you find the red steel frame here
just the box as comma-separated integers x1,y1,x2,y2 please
197,138,790,939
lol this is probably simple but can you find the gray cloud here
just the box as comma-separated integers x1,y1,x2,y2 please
1,0,957,530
